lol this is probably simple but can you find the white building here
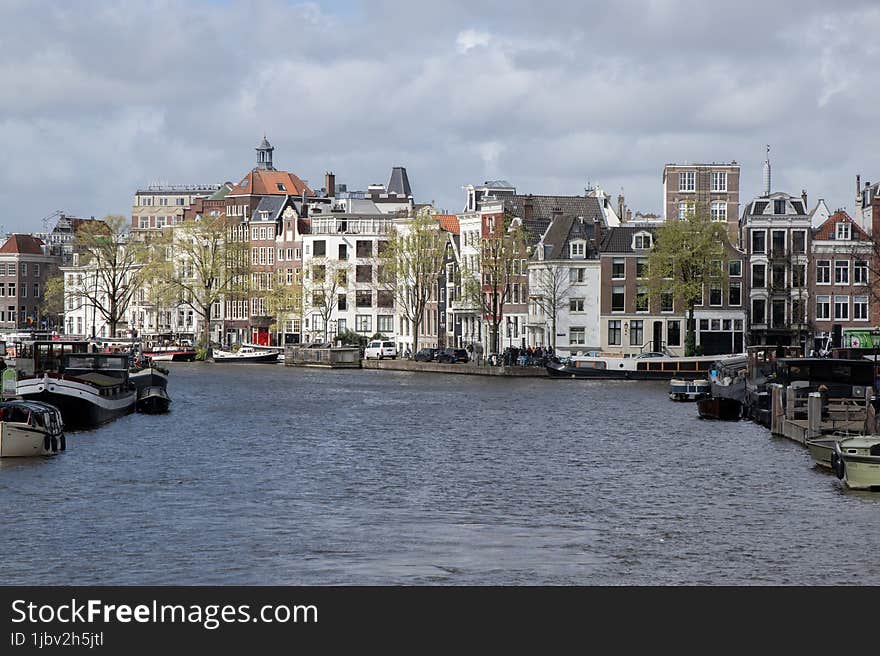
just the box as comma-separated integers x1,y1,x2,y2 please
301,213,394,344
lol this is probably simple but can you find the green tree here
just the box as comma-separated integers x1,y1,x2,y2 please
144,211,250,350
462,216,527,355
646,209,729,356
40,272,65,331
74,215,145,338
266,269,304,344
381,213,446,353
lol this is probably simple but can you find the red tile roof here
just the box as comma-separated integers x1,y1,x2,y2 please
813,209,870,240
0,234,44,255
436,214,460,234
228,169,313,197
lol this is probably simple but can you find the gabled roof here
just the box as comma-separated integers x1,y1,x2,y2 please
539,215,599,260
813,209,870,241
0,234,45,255
599,226,657,254
436,214,459,234
503,194,604,224
251,195,289,222
228,169,313,197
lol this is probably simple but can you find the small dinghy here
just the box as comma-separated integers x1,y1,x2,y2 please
136,386,171,414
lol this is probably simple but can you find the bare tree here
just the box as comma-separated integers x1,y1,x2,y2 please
529,265,573,349
304,258,349,342
462,217,527,354
381,213,445,353
73,215,145,338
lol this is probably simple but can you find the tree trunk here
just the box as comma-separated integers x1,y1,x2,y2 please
686,303,696,357
411,315,420,355
551,311,557,349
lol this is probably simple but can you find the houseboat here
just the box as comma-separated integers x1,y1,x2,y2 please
546,352,736,381
142,345,197,362
208,346,280,363
831,437,880,490
136,386,171,414
0,400,65,457
15,341,137,430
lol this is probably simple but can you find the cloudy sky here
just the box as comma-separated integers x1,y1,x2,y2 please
3,0,880,232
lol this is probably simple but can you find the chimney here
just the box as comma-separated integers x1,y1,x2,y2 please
325,171,335,198
762,145,771,196
801,189,807,209
524,197,534,221
857,174,862,207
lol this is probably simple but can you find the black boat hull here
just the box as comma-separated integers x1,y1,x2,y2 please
697,397,743,420
136,387,171,414
546,364,711,381
17,385,135,430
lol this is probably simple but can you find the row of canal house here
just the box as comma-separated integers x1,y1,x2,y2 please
93,140,880,356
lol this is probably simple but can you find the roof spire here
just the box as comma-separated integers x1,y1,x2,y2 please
762,144,771,196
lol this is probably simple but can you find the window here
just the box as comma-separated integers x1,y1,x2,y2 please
377,315,394,333
834,296,849,320
629,320,644,346
661,292,673,313
0,284,4,297
792,264,806,288
678,202,694,220
570,327,586,345
33,284,39,298
709,285,722,306
710,201,727,222
711,171,727,192
355,315,372,333
312,265,326,282
338,244,348,260
570,241,585,258
772,299,786,327
816,260,831,284
377,291,394,308
569,298,585,312
836,222,851,241
8,283,14,297
854,295,868,320
636,258,647,279
792,299,804,325
356,265,373,283
259,227,266,240
771,231,786,256
855,260,868,285
772,264,785,289
751,230,766,254
792,231,806,254
679,171,695,191
569,268,586,283
774,199,786,215
276,183,286,192
636,287,648,312
252,227,259,240
834,261,849,285
336,319,346,334
356,240,373,258
667,320,681,347
612,286,625,312
156,216,166,229
608,320,622,346
338,294,347,311
633,232,653,249
752,298,766,324
313,240,326,257
139,217,149,229
356,290,372,307
34,264,40,277
728,282,741,306
752,263,766,288
611,258,625,279
729,260,742,277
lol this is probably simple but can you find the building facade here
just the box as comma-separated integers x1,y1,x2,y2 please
662,162,740,236
0,235,59,332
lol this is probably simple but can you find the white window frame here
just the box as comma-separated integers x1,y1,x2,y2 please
679,171,695,192
816,260,831,285
710,201,727,222
834,260,850,285
711,171,727,192
836,222,851,241
834,295,849,321
854,295,869,321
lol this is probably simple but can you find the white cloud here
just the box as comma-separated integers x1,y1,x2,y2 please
456,29,490,53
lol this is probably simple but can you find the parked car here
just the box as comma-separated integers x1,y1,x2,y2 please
414,348,438,362
436,347,469,364
364,340,398,360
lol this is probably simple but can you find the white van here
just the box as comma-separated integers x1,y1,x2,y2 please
364,340,397,360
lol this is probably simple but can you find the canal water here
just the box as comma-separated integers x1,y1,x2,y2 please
2,363,878,585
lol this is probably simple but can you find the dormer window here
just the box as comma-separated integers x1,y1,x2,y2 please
632,232,653,250
570,241,586,258
241,178,249,187
276,183,286,192
836,222,851,241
